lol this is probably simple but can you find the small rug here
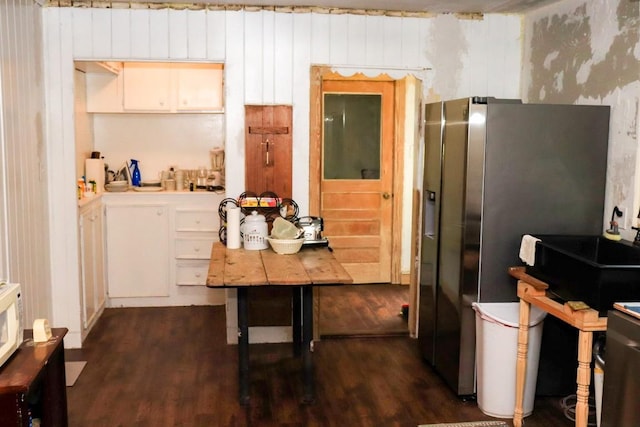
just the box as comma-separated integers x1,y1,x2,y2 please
65,361,87,386
419,422,508,427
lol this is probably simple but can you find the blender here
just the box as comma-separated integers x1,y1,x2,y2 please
208,147,225,188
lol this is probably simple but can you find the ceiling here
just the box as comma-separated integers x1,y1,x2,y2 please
107,0,565,14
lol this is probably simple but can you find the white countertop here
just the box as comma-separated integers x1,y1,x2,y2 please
78,189,226,208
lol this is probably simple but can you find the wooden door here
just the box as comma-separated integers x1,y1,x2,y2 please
245,105,293,326
245,105,292,198
320,80,395,284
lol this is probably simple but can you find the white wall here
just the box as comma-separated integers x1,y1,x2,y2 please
92,113,225,181
522,0,640,240
0,0,52,327
41,6,522,345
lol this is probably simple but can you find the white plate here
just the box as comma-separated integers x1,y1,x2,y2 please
133,186,163,192
105,186,129,192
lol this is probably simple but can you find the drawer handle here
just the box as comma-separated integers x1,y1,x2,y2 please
195,220,201,224
195,273,201,278
194,247,200,252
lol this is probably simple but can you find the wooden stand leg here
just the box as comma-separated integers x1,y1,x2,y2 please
292,287,302,357
237,288,250,406
513,299,531,427
575,330,593,427
302,286,315,404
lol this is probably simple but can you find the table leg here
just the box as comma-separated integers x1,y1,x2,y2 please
237,287,250,405
292,287,302,357
575,330,593,427
513,298,531,427
302,286,315,404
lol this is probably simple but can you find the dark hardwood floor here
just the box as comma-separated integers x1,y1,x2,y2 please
66,305,575,427
318,284,410,336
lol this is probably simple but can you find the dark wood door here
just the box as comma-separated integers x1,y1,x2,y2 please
245,105,293,326
245,105,292,198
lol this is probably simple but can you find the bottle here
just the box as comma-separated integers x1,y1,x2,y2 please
77,178,84,199
129,159,141,187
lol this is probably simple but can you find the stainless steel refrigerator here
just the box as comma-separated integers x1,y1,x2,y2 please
418,97,610,396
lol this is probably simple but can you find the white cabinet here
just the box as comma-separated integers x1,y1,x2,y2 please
102,192,225,307
122,62,223,113
174,208,219,286
122,62,172,111
85,71,124,113
105,203,170,298
174,64,224,111
77,60,125,113
78,199,106,335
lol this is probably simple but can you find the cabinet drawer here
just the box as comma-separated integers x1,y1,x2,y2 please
175,238,216,259
176,261,210,286
175,210,219,232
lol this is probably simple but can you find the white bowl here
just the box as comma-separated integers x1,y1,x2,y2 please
267,237,304,255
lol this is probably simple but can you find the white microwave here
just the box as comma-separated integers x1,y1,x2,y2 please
0,282,23,368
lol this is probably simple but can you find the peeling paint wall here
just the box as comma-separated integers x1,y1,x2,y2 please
522,0,640,239
424,13,522,101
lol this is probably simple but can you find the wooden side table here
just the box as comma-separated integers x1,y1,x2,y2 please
509,267,607,427
0,328,68,427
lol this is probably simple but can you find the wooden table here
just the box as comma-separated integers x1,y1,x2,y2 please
206,242,352,405
508,267,607,427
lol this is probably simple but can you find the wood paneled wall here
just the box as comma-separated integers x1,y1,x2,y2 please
0,0,52,326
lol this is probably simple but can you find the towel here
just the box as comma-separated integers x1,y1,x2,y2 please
519,235,541,266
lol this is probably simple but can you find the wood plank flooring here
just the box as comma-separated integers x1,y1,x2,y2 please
66,305,575,427
318,284,409,336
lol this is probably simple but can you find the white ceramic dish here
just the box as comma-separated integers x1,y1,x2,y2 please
105,185,129,192
132,186,163,192
267,237,304,254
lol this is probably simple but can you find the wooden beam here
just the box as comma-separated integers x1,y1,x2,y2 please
248,126,289,135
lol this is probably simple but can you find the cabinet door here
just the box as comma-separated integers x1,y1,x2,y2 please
93,205,106,312
106,204,170,298
79,206,97,328
123,63,171,111
245,105,292,198
175,64,223,111
79,202,106,331
86,72,124,113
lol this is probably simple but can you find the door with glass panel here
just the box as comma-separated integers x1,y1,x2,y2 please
321,80,394,283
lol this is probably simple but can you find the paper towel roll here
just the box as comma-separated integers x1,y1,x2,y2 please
85,158,105,193
227,207,241,249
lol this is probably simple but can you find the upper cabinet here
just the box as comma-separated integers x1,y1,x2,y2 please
174,63,224,111
122,62,172,111
83,61,224,113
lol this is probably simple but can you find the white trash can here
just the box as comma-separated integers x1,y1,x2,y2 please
472,302,546,419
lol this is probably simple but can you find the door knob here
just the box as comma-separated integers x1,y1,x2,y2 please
382,192,391,200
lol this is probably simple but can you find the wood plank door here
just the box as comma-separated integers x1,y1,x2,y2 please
244,105,293,327
320,80,395,283
245,105,292,198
